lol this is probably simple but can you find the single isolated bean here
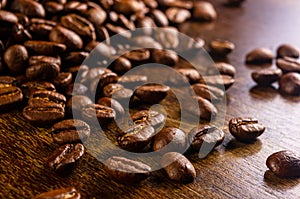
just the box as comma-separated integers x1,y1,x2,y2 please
245,48,274,64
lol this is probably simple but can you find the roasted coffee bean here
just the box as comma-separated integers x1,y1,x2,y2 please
44,1,64,14
62,51,89,66
113,0,146,15
49,26,83,50
159,0,193,9
201,75,235,90
131,110,165,129
118,124,155,152
0,0,6,9
21,81,56,99
11,0,45,18
154,27,179,49
266,150,300,178
46,143,84,174
98,0,114,10
110,56,132,74
64,1,88,13
29,56,61,66
153,127,186,152
251,69,282,86
103,83,133,102
80,67,111,84
14,13,29,27
97,97,124,119
66,95,92,117
94,26,110,43
142,0,158,8
161,152,196,183
174,68,203,84
53,72,72,89
104,156,151,184
61,14,96,42
245,48,274,64
187,125,224,154
118,75,148,88
83,7,107,29
209,39,235,56
123,49,150,63
65,83,88,97
132,36,163,49
279,72,300,96
229,117,265,142
0,86,23,111
23,102,65,125
24,41,66,56
151,49,178,66
29,90,66,107
82,103,116,126
193,1,217,21
207,62,236,77
165,7,191,24
33,187,80,199
276,44,299,59
0,76,17,88
8,24,32,45
0,10,18,27
149,9,169,27
186,96,218,121
276,57,300,73
191,83,225,102
134,83,170,104
106,23,132,38
4,45,28,74
51,119,90,145
26,63,60,81
135,16,156,35
89,72,118,96
30,18,57,26
117,14,136,30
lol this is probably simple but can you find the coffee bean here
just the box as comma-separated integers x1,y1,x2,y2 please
110,56,132,74
266,150,300,178
0,10,18,27
46,143,84,174
276,57,300,73
131,110,165,129
113,0,146,15
186,96,218,121
132,36,163,49
29,56,61,66
29,90,66,107
173,68,203,84
276,44,299,59
64,1,87,13
209,39,235,57
49,25,83,50
0,86,23,111
117,14,136,30
201,75,235,90
229,117,265,142
14,13,29,27
118,75,148,88
82,103,116,126
279,72,300,96
24,40,66,56
51,119,90,145
135,16,156,35
104,156,151,184
21,81,56,99
191,83,225,102
4,45,28,74
80,67,111,84
134,83,170,104
123,49,150,63
0,76,17,88
151,49,178,66
23,102,65,125
102,83,133,102
89,72,118,96
65,83,89,97
165,7,191,24
118,124,155,152
83,7,107,29
153,127,186,152
207,62,236,77
161,152,196,183
193,1,217,21
160,0,193,9
187,125,224,154
53,72,72,90
33,187,80,199
245,48,274,64
251,68,282,86
11,0,45,18
44,1,64,14
97,97,124,119
28,23,53,39
30,18,57,26
66,95,92,117
149,9,169,27
26,63,60,81
106,23,132,38
143,0,158,9
62,51,89,66
154,27,179,49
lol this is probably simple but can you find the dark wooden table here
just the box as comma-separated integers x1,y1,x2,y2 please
1,0,300,198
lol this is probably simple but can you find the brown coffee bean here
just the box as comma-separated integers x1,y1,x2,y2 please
110,56,132,74
0,86,23,111
14,13,29,27
29,56,61,66
174,68,203,84
187,125,224,154
80,67,111,84
65,83,88,97
24,40,66,56
207,62,236,77
0,10,18,26
229,117,265,142
44,1,64,14
104,156,151,184
23,102,65,125
89,72,119,96
245,48,274,64
193,1,217,21
149,9,169,27
21,81,56,98
201,75,235,90
132,36,163,49
113,0,146,15
11,0,45,18
191,83,225,102
251,68,282,86
0,76,17,88
46,143,84,174
26,63,60,81
151,49,178,66
266,150,300,178
30,18,57,26
49,26,83,50
102,83,133,102
62,51,89,66
131,110,165,129
136,16,156,35
28,24,53,39
143,0,158,9
134,83,170,104
192,96,218,121
118,124,155,152
51,119,90,145
159,0,193,9
66,95,92,117
97,97,124,119
153,127,186,152
64,1,87,13
83,7,107,29
277,44,299,59
161,152,196,183
209,39,235,56
116,14,136,30
53,72,72,89
118,75,148,88
82,103,116,126
123,49,150,62
165,7,191,24
33,187,80,199
276,57,300,73
106,23,132,38
279,72,300,96
4,45,28,74
29,90,66,107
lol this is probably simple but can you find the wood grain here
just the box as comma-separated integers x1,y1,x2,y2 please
1,0,300,198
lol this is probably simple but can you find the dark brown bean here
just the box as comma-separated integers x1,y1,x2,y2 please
251,68,282,86
131,110,165,129
11,0,45,18
62,51,89,66
49,26,83,50
106,23,132,38
53,72,72,89
118,75,148,88
276,57,300,73
104,156,151,184
134,83,170,104
97,97,124,119
66,95,92,117
123,49,150,62
65,83,88,97
229,117,265,142
51,119,90,145
174,68,203,84
14,13,29,27
161,152,196,183
33,187,80,199
151,49,178,66
82,103,116,126
209,39,235,56
153,127,186,152
165,7,191,24
113,0,146,15
21,81,56,99
186,96,218,121
102,83,133,102
0,86,23,111
64,1,87,13
192,1,217,21
266,150,300,178
89,72,119,96
29,90,66,107
83,7,107,29
149,9,169,27
44,1,64,14
201,75,235,90
207,62,236,77
277,44,299,59
0,76,17,88
0,10,18,26
154,27,179,49
118,124,155,152
24,40,66,56
4,45,28,74
46,143,84,174
110,56,132,74
135,16,156,35
279,72,300,96
245,48,274,64
191,83,225,102
29,56,61,66
26,63,60,81
159,0,193,9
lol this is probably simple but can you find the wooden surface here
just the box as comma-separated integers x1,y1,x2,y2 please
1,0,300,198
